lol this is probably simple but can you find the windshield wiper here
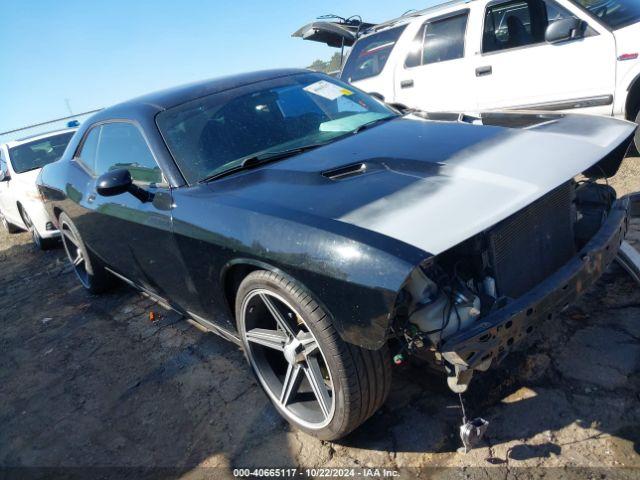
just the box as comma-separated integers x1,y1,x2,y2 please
240,143,326,168
351,115,397,135
199,143,326,183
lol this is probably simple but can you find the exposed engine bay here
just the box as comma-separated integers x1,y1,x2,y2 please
394,178,619,391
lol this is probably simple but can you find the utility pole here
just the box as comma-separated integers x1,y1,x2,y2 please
64,98,73,116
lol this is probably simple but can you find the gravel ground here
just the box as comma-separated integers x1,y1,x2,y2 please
1,159,639,479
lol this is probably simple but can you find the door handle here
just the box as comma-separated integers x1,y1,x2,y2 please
400,79,414,89
87,193,96,203
476,65,492,77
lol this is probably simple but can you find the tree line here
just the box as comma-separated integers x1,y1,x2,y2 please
307,52,344,74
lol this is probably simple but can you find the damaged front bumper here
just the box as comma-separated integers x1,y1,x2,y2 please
440,194,635,390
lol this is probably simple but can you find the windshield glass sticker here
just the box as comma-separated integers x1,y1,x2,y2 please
304,80,353,101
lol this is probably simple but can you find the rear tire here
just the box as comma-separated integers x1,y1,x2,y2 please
1,214,21,234
235,270,391,440
59,212,114,294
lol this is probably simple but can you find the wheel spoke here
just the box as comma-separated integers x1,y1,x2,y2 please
259,293,296,338
304,356,331,419
245,328,288,351
73,251,84,267
63,230,79,247
280,363,302,406
298,332,319,356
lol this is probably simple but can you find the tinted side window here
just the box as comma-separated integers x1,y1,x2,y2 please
483,0,576,53
341,26,406,82
405,12,469,68
96,123,162,184
78,126,101,171
424,13,468,65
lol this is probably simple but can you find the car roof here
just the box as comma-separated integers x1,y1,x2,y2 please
4,128,78,149
98,68,310,118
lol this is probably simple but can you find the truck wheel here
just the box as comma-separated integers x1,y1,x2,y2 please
236,270,391,440
632,109,640,157
1,214,21,234
59,212,114,293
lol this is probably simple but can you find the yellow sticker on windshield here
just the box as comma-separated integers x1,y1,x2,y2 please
304,80,352,100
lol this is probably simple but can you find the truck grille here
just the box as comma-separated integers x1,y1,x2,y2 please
489,182,575,298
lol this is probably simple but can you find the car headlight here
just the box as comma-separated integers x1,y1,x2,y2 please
24,185,43,201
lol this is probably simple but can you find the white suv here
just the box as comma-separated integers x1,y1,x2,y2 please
0,129,76,249
295,0,640,151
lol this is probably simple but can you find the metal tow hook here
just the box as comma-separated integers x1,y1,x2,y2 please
457,393,489,453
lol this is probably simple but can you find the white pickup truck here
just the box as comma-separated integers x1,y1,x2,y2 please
294,0,640,152
0,129,76,249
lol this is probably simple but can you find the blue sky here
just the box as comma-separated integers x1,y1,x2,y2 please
0,0,441,133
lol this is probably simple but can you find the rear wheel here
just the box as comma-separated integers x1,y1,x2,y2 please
236,270,391,440
20,207,57,250
59,212,114,293
1,213,21,234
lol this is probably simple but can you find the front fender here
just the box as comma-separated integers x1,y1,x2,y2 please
220,217,427,350
172,187,430,350
615,63,640,117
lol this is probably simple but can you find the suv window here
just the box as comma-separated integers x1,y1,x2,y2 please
341,26,406,82
405,11,469,68
95,123,162,184
483,0,577,53
571,0,640,30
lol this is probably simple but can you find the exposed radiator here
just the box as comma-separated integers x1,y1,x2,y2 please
489,182,575,298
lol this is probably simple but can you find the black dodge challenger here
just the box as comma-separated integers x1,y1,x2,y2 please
38,69,637,440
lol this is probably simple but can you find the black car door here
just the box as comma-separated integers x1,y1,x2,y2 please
73,121,193,306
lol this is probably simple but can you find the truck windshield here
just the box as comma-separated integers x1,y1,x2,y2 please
9,132,75,174
571,0,640,29
157,73,396,183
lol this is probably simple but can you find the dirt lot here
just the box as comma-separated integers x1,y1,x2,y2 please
1,160,640,479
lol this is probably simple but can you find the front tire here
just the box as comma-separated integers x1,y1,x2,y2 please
235,270,391,440
59,212,114,293
632,109,640,157
1,213,21,234
20,207,57,250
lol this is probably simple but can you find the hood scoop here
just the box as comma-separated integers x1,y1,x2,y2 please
322,162,368,181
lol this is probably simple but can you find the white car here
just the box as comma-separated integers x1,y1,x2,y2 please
0,129,76,249
295,0,640,152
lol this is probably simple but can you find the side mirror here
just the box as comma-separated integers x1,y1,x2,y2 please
0,170,9,182
96,168,153,203
97,168,132,197
545,18,585,44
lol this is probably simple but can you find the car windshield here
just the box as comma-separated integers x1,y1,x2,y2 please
156,73,396,183
9,132,75,174
571,0,640,29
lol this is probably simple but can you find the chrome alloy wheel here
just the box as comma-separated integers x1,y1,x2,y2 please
21,210,41,248
60,220,89,288
240,289,335,429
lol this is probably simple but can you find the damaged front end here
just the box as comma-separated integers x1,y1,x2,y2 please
394,173,636,393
